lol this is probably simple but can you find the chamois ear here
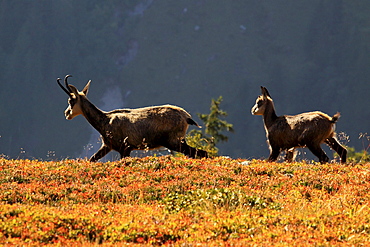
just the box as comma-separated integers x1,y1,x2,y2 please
82,80,91,96
260,86,271,99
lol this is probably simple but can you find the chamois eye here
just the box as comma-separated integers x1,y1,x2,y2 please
257,101,263,107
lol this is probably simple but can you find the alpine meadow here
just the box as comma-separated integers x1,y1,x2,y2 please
1,157,370,245
0,1,370,246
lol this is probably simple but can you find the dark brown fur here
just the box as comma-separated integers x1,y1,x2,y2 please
58,76,208,161
251,86,347,163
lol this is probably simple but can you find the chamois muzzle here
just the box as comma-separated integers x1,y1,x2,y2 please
251,105,258,115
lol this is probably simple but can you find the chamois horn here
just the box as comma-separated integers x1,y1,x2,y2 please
57,77,71,96
64,75,73,90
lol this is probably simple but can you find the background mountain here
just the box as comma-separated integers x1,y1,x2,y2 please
0,0,369,160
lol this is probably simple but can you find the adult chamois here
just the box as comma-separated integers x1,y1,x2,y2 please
251,86,347,163
57,75,208,161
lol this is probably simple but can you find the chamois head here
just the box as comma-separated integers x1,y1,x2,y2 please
251,86,273,115
57,75,91,120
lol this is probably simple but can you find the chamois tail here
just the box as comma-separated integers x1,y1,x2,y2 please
331,112,341,123
187,118,202,128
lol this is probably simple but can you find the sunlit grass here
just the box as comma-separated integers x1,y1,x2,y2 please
0,157,369,245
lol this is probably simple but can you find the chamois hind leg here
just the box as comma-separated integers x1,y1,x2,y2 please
119,146,133,159
325,137,347,163
179,141,208,158
307,144,329,164
166,139,208,158
90,145,111,162
193,147,208,158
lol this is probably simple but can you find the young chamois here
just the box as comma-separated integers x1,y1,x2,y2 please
57,75,208,161
251,86,347,163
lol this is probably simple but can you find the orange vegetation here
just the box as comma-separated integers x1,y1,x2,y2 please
0,157,369,246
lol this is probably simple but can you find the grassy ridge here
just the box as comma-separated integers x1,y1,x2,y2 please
0,157,370,245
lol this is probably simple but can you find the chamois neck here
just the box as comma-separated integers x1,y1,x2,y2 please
80,98,108,134
263,101,278,128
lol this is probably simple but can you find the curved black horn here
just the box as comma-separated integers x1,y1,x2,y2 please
64,74,73,90
57,77,71,95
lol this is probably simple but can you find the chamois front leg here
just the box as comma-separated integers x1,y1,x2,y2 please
267,142,280,162
89,144,111,162
268,148,280,162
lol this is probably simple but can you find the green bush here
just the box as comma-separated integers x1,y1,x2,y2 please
186,96,233,157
